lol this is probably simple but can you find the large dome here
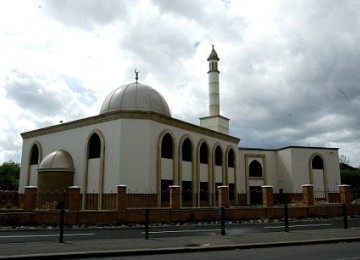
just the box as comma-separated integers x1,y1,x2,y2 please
100,82,171,116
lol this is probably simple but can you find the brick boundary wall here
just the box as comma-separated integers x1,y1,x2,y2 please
1,204,359,226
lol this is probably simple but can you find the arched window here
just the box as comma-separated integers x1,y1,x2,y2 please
88,133,101,159
312,155,324,169
200,143,208,164
161,133,173,159
30,144,39,165
182,138,192,162
215,146,222,166
249,160,262,177
228,149,235,168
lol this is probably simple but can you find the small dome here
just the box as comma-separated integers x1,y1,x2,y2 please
100,82,171,116
38,150,74,172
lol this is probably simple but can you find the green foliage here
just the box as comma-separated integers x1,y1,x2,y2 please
0,161,20,191
340,165,360,189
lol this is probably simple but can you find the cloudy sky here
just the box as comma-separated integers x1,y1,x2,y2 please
1,0,360,167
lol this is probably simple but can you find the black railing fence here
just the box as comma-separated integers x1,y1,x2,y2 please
37,190,68,209
0,190,20,209
1,188,359,210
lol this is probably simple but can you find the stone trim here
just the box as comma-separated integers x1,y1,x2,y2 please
21,111,240,143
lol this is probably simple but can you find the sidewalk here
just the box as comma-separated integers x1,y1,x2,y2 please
1,227,360,259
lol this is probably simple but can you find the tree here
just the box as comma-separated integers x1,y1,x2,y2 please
339,154,351,166
0,161,20,191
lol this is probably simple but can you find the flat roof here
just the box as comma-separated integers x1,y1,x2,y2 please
239,145,339,151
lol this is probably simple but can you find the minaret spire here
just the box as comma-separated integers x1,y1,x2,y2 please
199,45,229,135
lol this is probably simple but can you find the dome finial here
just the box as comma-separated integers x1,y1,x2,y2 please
135,69,139,83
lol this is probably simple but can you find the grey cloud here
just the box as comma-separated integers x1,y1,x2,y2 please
63,76,97,106
152,0,244,40
219,1,360,152
43,0,133,30
120,12,196,87
5,70,64,116
4,70,89,120
152,0,207,21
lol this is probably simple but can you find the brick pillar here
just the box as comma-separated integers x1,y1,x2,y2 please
339,184,351,205
117,185,127,210
67,186,81,211
261,185,274,207
217,186,229,208
302,184,314,206
23,186,38,211
170,185,181,209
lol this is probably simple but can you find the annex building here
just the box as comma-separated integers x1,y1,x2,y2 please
18,46,341,208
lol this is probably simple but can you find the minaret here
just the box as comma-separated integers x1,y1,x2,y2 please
200,45,229,134
208,45,220,116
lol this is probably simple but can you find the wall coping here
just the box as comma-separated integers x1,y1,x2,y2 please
302,184,314,187
24,186,38,189
68,186,80,189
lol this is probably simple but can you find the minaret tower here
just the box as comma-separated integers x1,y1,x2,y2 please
208,44,220,116
200,45,229,134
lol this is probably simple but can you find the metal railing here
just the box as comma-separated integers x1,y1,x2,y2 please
37,191,68,210
3,188,360,210
0,190,20,209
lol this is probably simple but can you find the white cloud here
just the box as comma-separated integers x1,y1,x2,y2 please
1,0,360,167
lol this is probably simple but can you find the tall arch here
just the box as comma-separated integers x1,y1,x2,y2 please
178,136,194,207
181,138,192,162
200,142,209,164
214,146,223,166
26,141,42,186
227,149,235,168
312,155,324,169
157,130,176,206
226,147,237,203
161,133,174,159
83,130,105,210
88,134,101,159
246,158,265,205
30,145,39,165
212,144,224,206
309,153,328,201
249,160,262,177
197,140,210,207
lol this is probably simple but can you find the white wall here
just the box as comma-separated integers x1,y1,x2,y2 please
181,161,192,181
199,164,208,182
87,159,100,193
238,147,341,194
20,113,340,200
276,149,293,192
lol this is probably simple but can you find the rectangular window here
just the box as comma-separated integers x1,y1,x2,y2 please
161,179,173,202
200,182,208,201
182,181,192,201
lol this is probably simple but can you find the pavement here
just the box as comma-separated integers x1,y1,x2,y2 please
1,226,360,259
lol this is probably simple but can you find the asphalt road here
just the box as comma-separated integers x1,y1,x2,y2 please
0,218,359,244
94,241,360,260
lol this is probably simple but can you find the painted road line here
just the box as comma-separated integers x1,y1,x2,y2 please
264,223,332,229
0,233,95,238
141,229,219,234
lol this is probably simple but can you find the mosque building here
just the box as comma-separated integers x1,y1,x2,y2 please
18,46,341,207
